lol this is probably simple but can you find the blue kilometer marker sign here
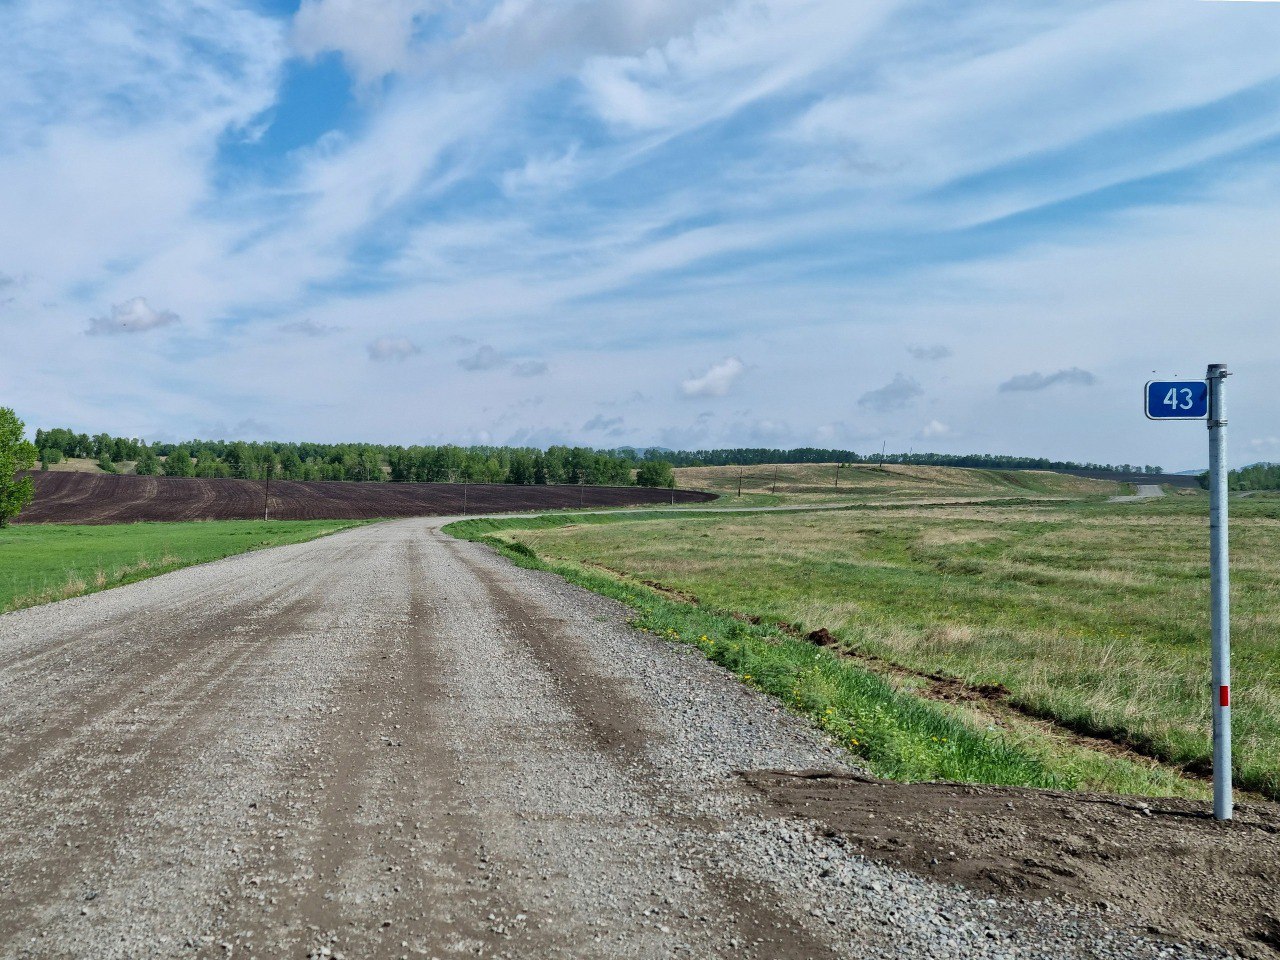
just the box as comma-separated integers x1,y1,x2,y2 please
1145,380,1209,420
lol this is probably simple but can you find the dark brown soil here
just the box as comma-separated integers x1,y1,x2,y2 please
741,769,1280,959
16,471,715,524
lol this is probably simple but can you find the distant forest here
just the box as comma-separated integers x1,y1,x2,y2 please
1209,462,1280,491
32,427,1177,487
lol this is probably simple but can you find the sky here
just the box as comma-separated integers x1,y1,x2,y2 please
2,0,1279,469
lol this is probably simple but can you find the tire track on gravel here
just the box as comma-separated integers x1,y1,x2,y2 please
0,534,386,953
0,536,373,773
220,536,567,960
437,531,846,959
0,591,324,934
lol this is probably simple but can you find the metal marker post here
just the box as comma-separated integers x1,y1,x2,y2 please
1207,363,1232,821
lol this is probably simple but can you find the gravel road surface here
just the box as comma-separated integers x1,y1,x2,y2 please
0,518,1224,959
1108,484,1166,503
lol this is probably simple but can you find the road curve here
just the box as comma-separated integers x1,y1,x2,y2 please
0,518,1195,959
1108,484,1166,503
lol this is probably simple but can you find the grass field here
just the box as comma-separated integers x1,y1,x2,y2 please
674,462,1123,505
41,456,137,474
0,519,369,612
450,484,1280,800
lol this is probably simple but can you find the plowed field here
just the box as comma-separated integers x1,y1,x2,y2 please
17,472,715,524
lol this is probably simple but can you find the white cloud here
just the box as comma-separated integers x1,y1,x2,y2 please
512,359,549,377
998,368,1096,392
293,0,429,86
918,419,950,439
501,145,581,196
459,344,506,371
579,1,898,133
85,297,179,336
681,357,744,398
583,414,625,436
367,336,421,361
858,374,923,413
282,318,340,337
907,344,951,361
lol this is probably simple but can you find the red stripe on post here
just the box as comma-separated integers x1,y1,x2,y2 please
1220,686,1230,708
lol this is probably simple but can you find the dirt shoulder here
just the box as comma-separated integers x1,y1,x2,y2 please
742,769,1280,959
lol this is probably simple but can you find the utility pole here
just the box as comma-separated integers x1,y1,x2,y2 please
771,465,779,495
462,481,468,516
263,470,270,521
834,463,841,488
737,468,743,497
1207,363,1232,820
879,441,887,471
580,480,585,508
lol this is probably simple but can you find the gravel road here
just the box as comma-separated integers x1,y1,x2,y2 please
1108,484,1166,503
0,518,1224,959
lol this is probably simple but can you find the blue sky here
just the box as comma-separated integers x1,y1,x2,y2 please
2,0,1279,468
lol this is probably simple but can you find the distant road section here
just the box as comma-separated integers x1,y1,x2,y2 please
1040,468,1202,489
1109,484,1167,503
17,472,716,524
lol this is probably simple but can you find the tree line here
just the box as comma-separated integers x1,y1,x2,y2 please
1199,462,1280,491
32,429,676,487
32,426,1175,488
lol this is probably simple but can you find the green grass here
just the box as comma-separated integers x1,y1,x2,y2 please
447,493,1278,800
0,519,370,612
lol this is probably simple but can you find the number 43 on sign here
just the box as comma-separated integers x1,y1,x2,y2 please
1145,380,1208,420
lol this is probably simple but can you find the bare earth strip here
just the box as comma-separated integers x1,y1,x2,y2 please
0,519,1227,959
16,472,714,524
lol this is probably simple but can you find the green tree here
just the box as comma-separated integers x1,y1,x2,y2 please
636,460,675,488
134,446,160,476
507,451,535,485
163,447,195,477
0,408,38,527
40,447,64,469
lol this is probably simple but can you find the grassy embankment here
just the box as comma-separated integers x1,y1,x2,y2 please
449,468,1279,800
0,519,369,612
41,456,138,474
671,461,1123,507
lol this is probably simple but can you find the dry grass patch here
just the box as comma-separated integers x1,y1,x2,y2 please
675,463,1121,505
